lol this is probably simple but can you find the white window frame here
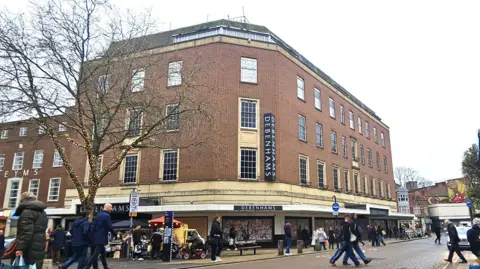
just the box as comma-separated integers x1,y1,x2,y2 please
351,139,357,160
166,104,180,132
298,115,306,141
331,131,337,153
160,149,179,181
38,126,45,135
97,74,110,93
340,105,345,124
12,152,24,171
123,153,139,184
333,167,339,191
360,145,365,164
53,149,64,167
314,88,321,110
239,148,257,180
126,109,143,137
240,99,258,130
19,127,27,137
358,118,362,134
363,175,368,194
376,152,381,170
28,179,40,199
349,111,354,129
5,178,22,208
344,169,350,193
414,205,421,215
373,127,378,143
316,123,323,148
378,180,383,197
58,122,67,132
381,132,385,147
370,176,375,196
131,68,145,92
317,161,325,188
329,98,335,118
84,155,104,185
368,148,372,168
0,154,5,171
48,177,61,202
384,155,388,173
299,155,309,185
342,136,347,158
354,173,359,193
32,150,44,169
386,183,391,199
240,57,257,83
365,121,370,138
168,61,183,87
297,76,305,100
1,130,8,139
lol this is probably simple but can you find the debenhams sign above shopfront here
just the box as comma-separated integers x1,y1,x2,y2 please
234,205,283,211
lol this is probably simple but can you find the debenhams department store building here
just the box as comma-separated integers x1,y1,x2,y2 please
42,19,413,245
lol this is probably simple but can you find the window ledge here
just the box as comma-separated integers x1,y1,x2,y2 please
120,182,137,186
332,151,338,155
240,81,258,85
240,127,258,132
316,145,324,149
334,189,341,193
167,84,182,89
319,186,328,190
166,129,180,133
158,180,177,184
315,108,322,112
239,178,259,182
299,183,311,187
297,97,306,103
299,138,307,143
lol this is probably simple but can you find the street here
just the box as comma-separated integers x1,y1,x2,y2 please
96,238,463,269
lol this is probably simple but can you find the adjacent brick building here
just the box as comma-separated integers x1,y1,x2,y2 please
0,19,413,241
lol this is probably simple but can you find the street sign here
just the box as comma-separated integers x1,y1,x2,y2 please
333,211,339,216
163,211,174,262
332,202,340,212
129,191,139,216
467,198,472,208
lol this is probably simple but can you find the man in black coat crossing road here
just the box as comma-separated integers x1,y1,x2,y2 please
444,219,467,264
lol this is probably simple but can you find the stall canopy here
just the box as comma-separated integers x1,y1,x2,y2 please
149,216,184,228
112,219,148,228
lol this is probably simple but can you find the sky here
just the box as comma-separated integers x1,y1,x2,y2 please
4,0,480,182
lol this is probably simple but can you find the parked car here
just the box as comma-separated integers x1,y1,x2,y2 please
4,237,15,249
447,226,470,251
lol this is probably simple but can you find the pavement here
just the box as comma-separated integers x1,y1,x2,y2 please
91,236,444,269
441,252,480,269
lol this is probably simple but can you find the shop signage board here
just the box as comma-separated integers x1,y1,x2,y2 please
233,205,283,211
129,191,139,217
369,208,389,216
333,211,339,216
263,113,277,181
162,211,174,262
76,203,130,214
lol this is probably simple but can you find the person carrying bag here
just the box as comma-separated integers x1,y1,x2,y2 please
4,255,34,269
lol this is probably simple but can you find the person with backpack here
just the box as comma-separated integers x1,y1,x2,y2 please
85,204,117,269
59,213,90,269
467,224,480,265
49,225,66,264
329,215,360,266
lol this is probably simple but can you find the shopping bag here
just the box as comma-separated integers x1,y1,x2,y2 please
28,264,36,269
2,256,28,269
228,238,234,246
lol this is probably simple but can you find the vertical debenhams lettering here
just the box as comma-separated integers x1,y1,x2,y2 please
264,113,277,181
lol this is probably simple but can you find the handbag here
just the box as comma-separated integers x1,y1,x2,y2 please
350,233,357,242
2,239,18,259
2,256,28,269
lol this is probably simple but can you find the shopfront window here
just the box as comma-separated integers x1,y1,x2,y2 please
285,217,312,241
222,217,273,242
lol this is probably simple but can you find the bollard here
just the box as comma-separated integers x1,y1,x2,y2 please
297,240,303,254
277,240,284,256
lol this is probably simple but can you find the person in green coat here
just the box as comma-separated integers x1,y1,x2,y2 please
14,192,48,269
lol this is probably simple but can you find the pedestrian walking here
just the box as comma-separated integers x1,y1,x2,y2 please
343,214,371,265
284,221,292,256
467,224,480,264
327,227,335,250
50,225,66,264
378,226,387,246
132,226,143,260
14,192,48,269
434,223,442,244
301,227,310,249
370,226,379,246
317,228,328,250
228,227,237,250
0,229,5,260
444,219,467,264
85,203,117,269
334,226,341,249
59,213,90,269
329,215,360,267
209,216,222,262
150,229,162,259
393,226,398,240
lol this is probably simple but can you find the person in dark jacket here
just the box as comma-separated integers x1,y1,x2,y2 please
0,229,5,259
85,204,117,269
50,225,66,264
301,228,310,249
434,224,442,244
209,216,222,262
59,213,90,269
132,226,143,260
284,221,292,256
329,215,360,266
467,224,480,265
444,220,467,264
228,227,237,250
14,192,48,269
328,227,336,250
343,214,371,265
150,229,162,260
370,226,379,246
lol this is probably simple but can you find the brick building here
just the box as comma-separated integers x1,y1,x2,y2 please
1,19,413,241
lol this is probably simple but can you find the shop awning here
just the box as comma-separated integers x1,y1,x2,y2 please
149,216,185,226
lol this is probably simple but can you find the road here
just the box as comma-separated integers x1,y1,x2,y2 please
204,239,449,269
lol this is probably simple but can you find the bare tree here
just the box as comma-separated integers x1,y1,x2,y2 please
0,0,213,210
394,166,433,188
